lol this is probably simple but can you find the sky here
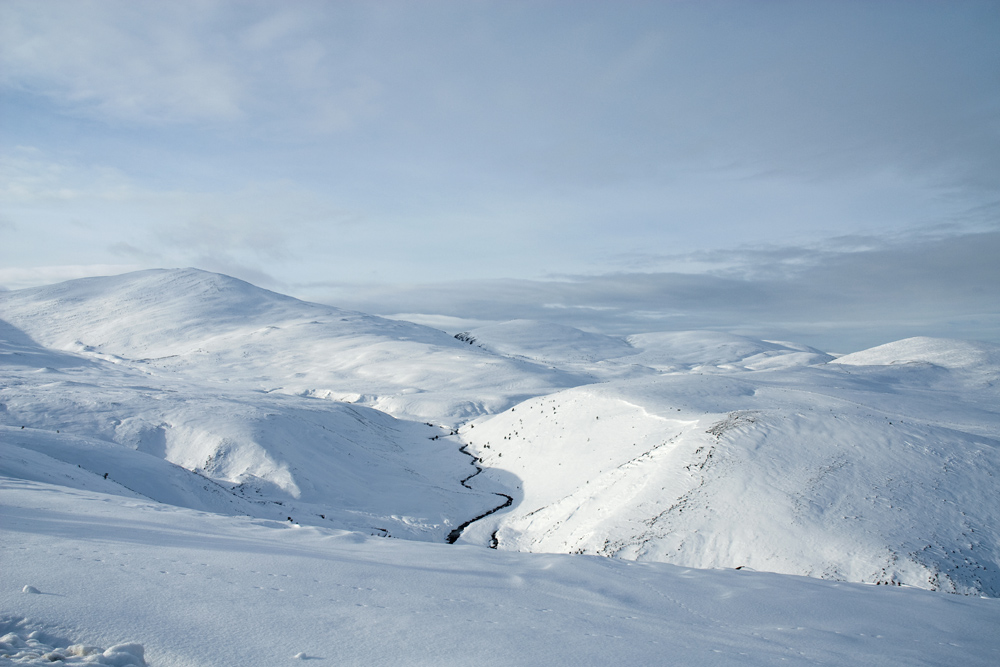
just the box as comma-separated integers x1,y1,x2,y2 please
1,0,998,351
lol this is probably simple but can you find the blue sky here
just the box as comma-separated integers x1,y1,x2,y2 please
1,1,998,350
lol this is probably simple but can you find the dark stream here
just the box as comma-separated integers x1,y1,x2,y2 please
446,444,513,545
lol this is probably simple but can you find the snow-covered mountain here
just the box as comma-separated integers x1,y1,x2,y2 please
2,269,998,665
0,268,581,423
445,320,1000,595
831,335,1000,371
459,360,1000,595
0,270,531,541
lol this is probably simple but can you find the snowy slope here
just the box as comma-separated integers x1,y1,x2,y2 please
831,336,1000,371
3,480,999,667
0,269,580,423
0,307,502,542
460,354,1000,596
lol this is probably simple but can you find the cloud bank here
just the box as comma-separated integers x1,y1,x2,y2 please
312,229,1000,352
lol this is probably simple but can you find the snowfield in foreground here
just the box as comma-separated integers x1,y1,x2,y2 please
3,480,999,667
2,269,999,664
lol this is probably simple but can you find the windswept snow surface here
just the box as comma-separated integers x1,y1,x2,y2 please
2,269,999,663
0,625,147,667
3,480,999,667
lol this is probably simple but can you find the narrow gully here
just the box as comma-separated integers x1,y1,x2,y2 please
446,444,513,545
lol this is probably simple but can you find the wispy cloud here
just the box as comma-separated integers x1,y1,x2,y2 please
4,1,997,187
0,1,388,131
0,1,244,124
1,2,996,350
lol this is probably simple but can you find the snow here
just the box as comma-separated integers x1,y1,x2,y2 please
4,480,999,666
0,268,580,424
623,330,834,371
0,279,521,540
0,624,147,666
831,336,1000,371
2,268,999,665
459,319,637,364
460,322,835,378
461,366,1000,595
